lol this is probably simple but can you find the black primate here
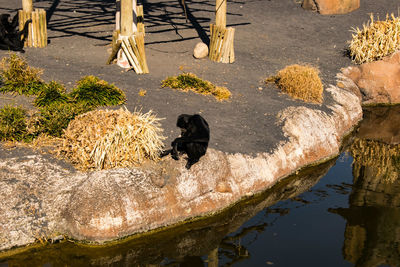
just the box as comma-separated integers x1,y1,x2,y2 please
0,13,31,52
162,114,210,169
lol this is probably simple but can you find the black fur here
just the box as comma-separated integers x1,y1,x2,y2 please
162,114,210,169
0,13,31,52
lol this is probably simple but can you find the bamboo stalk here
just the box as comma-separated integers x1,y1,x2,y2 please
122,38,142,73
221,27,232,63
134,32,149,73
209,24,217,60
32,10,38,47
121,39,138,72
38,9,44,47
38,10,43,47
27,12,32,47
127,36,143,72
107,40,122,64
41,9,47,47
136,5,145,35
216,27,226,62
229,27,235,63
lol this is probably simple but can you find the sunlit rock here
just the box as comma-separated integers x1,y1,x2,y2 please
302,0,359,14
339,51,400,105
193,42,208,59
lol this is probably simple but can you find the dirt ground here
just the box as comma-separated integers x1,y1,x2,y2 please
0,0,398,156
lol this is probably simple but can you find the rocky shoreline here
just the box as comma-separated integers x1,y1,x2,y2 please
0,84,362,252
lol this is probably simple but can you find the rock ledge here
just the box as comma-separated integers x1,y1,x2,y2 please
0,85,362,251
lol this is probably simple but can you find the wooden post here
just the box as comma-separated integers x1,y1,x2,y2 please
116,0,138,32
116,0,121,31
113,0,148,73
19,0,47,48
209,0,234,63
136,5,145,35
120,0,133,36
22,0,33,13
215,0,226,28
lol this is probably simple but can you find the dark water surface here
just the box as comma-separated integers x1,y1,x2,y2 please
1,106,400,266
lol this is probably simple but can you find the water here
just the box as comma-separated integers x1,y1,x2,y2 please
1,106,399,266
218,153,354,267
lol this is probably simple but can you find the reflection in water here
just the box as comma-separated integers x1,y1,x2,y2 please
330,106,400,267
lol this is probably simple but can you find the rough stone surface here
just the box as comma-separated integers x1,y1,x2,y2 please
302,0,360,14
0,85,362,250
193,42,208,59
339,51,400,105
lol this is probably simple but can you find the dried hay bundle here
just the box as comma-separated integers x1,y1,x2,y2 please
162,72,231,101
266,64,323,104
351,138,400,183
59,108,165,170
349,13,400,64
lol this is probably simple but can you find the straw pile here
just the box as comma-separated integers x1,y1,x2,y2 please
59,108,165,170
162,73,231,101
266,64,323,104
349,14,400,64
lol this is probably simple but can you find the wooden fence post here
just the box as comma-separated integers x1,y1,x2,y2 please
19,0,47,48
215,0,226,28
209,0,235,63
111,0,148,73
22,0,33,13
120,0,133,36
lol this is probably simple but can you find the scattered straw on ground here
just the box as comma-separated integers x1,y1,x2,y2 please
349,13,400,64
58,108,166,170
266,64,323,104
161,72,231,101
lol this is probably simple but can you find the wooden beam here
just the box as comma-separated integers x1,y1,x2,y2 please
120,0,133,35
22,0,33,13
215,0,226,28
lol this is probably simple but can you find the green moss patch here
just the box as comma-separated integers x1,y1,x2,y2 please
70,76,126,107
0,105,28,142
0,54,44,95
162,73,231,101
34,81,69,107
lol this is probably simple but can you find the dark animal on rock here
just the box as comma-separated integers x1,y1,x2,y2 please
0,13,31,52
161,114,210,169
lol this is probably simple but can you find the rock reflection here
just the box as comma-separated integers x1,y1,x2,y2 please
1,160,335,266
330,106,400,267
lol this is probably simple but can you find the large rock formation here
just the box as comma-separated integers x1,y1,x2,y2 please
338,51,400,105
0,85,362,251
302,0,360,15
